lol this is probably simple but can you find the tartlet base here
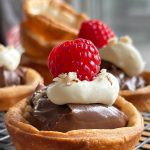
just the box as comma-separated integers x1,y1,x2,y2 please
5,96,143,150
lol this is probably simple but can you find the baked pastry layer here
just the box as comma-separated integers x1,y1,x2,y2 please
5,96,143,150
23,0,88,38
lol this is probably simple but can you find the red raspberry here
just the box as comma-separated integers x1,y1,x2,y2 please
48,38,101,81
78,19,115,48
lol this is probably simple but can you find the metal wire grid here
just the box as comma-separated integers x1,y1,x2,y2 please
0,112,150,150
0,112,14,150
135,112,150,150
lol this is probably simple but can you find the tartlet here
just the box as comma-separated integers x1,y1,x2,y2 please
0,45,43,111
0,68,43,111
5,96,143,150
101,59,150,112
5,38,143,150
100,37,149,112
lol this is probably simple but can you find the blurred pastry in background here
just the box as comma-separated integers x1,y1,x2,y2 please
20,0,88,84
0,44,43,111
78,19,150,112
101,37,150,112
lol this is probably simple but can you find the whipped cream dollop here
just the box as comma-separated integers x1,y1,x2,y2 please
47,69,119,105
100,36,145,76
0,45,21,71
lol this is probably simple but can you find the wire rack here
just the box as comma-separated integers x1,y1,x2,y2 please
0,112,150,150
135,112,150,150
0,112,14,150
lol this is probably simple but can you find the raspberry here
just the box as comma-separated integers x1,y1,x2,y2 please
48,38,101,81
78,19,115,48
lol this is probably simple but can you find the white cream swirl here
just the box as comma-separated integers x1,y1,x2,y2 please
47,69,119,105
0,45,21,70
100,36,145,76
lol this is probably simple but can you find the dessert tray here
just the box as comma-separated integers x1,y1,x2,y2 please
0,111,150,150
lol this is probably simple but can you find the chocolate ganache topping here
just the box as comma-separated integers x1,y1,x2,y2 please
27,87,128,132
0,67,26,87
101,60,146,90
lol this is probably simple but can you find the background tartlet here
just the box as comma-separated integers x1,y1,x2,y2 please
20,0,88,84
0,45,43,111
78,19,149,112
0,67,43,111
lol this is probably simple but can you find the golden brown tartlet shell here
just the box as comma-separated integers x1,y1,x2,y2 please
120,71,150,112
0,67,43,111
5,96,143,150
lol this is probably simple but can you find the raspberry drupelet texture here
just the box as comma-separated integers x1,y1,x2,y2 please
78,19,115,48
48,38,101,81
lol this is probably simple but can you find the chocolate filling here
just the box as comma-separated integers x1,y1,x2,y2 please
0,67,26,87
101,60,146,90
27,88,128,132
